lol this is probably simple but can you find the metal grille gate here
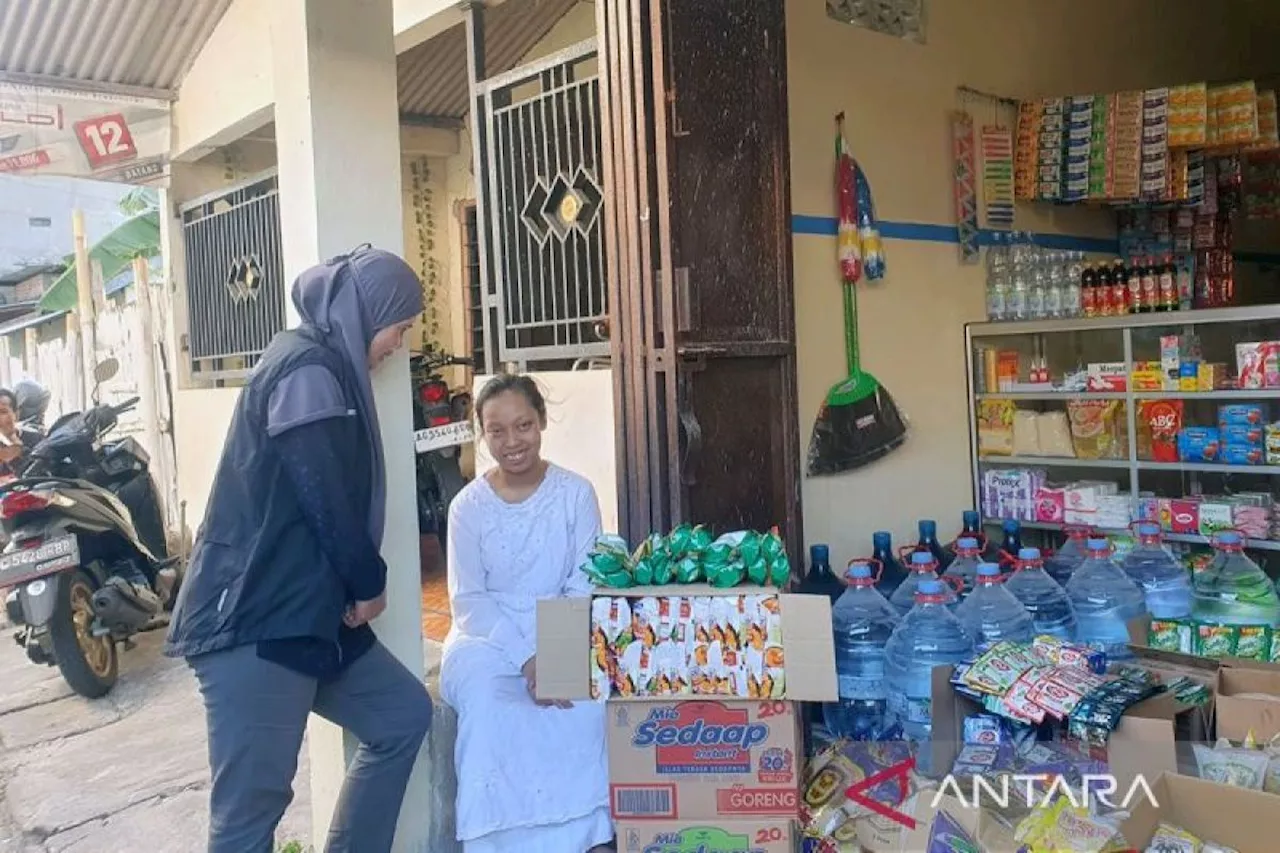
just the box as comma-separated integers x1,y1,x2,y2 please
477,38,608,368
180,172,286,378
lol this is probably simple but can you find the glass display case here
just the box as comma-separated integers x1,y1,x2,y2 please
965,304,1280,557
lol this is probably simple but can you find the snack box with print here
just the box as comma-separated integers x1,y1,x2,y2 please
614,818,798,853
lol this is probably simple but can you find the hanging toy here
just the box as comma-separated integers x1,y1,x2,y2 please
854,160,886,280
835,113,863,285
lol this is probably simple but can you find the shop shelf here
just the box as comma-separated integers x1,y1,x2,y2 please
974,392,1127,401
1133,390,1280,400
978,455,1130,469
1137,461,1280,476
980,517,1280,551
967,303,1280,337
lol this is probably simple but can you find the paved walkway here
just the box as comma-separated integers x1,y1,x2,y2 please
0,629,444,852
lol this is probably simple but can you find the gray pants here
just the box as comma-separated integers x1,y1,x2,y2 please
190,641,433,853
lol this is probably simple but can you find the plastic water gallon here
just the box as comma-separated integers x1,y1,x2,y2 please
943,536,984,599
1121,523,1192,620
884,579,974,777
955,562,1035,651
1193,531,1280,627
824,560,899,740
1004,547,1076,640
890,551,960,618
1044,525,1091,586
1066,538,1148,660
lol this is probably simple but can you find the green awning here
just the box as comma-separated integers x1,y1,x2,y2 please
39,212,161,313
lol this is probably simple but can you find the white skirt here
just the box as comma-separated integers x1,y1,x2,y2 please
463,806,614,853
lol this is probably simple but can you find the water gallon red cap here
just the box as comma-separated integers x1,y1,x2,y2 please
957,537,980,550
1017,547,1041,560
910,551,934,566
1087,537,1110,552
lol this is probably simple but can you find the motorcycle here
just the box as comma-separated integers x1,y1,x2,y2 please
410,351,473,553
0,360,177,698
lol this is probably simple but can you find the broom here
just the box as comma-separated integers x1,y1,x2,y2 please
806,115,909,477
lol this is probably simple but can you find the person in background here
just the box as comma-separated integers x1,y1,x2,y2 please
0,388,25,479
441,373,612,853
165,246,434,853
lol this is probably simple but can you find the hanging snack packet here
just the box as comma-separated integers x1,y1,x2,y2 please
582,534,635,587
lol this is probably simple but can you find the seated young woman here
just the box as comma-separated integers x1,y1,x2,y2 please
440,373,613,853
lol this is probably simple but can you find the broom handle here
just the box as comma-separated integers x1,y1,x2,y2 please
843,282,860,374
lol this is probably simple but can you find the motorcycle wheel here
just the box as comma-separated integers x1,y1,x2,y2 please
49,570,118,699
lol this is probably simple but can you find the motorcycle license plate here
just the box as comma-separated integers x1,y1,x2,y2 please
0,535,79,587
414,422,474,454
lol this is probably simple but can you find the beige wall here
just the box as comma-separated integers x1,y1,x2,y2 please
787,0,1273,560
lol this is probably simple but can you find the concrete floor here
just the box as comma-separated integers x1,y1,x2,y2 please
0,627,445,852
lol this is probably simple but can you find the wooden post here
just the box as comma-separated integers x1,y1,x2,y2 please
131,256,166,525
71,210,95,409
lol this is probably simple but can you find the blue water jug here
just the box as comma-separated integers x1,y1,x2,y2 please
823,559,899,740
998,519,1024,565
1121,523,1192,620
917,519,951,569
890,551,959,617
872,531,909,595
1004,547,1076,640
798,544,847,604
885,579,974,777
1066,538,1148,661
943,537,984,599
955,562,1035,651
945,510,986,565
1044,525,1091,586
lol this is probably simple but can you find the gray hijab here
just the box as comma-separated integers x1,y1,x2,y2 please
290,245,423,545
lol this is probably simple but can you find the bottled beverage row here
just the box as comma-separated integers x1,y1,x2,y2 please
985,232,1197,322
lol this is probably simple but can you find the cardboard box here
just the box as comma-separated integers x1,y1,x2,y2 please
1215,658,1280,741
606,699,800,820
535,586,837,702
1120,773,1280,851
614,819,797,853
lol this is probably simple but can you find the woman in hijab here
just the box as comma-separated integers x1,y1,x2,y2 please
165,246,434,853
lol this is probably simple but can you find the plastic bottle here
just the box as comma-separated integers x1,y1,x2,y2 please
1121,523,1193,620
1008,246,1030,321
944,510,984,564
1004,547,1076,640
872,531,909,596
1064,251,1083,317
916,519,950,569
1028,248,1047,319
890,551,959,617
955,562,1035,652
998,519,1024,567
823,560,899,740
985,235,1009,322
1066,538,1148,661
885,579,974,776
1192,531,1280,627
797,544,846,604
943,537,984,599
1044,525,1091,586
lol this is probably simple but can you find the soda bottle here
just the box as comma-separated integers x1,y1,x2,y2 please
1141,256,1158,312
1126,257,1143,312
1111,259,1130,314
797,544,846,604
872,531,909,595
1097,262,1114,316
824,559,898,740
1081,263,1098,317
1158,254,1177,311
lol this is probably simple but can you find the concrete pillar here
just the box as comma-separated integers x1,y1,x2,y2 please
268,1,429,850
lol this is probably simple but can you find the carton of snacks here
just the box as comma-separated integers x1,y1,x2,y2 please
615,820,798,853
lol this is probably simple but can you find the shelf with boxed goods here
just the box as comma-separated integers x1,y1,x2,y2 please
968,306,1280,551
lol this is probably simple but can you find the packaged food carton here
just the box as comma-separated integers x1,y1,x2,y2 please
614,818,797,853
1120,773,1280,851
606,699,800,820
1214,658,1280,742
536,586,836,703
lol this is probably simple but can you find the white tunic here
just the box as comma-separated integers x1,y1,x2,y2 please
440,464,612,852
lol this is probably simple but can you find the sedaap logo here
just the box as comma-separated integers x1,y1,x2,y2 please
641,827,765,853
633,702,770,775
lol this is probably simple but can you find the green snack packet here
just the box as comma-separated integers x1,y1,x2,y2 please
1238,625,1271,661
1147,619,1193,654
688,525,714,553
666,524,694,558
588,565,634,588
745,556,768,585
652,558,674,585
738,532,763,566
675,556,702,584
1271,630,1280,663
633,559,655,586
706,561,745,588
762,528,786,559
703,542,734,566
767,553,791,586
1195,622,1239,658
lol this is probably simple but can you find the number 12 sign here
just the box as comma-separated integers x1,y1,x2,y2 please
73,114,137,168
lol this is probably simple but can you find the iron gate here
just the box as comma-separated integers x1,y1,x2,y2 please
477,38,608,368
180,171,286,378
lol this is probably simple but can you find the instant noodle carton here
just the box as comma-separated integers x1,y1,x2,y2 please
614,819,797,853
606,699,802,821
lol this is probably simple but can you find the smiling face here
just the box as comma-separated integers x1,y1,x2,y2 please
480,389,545,476
367,320,414,371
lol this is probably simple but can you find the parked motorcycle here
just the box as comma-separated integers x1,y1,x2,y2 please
411,351,473,553
0,360,177,698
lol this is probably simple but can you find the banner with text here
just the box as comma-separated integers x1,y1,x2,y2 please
0,81,170,185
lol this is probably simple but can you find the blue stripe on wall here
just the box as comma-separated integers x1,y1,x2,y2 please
791,214,1280,263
